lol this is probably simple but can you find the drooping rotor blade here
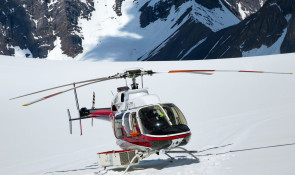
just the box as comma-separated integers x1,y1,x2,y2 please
22,77,117,106
10,75,119,100
168,70,293,75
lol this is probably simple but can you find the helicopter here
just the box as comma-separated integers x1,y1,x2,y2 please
10,68,292,173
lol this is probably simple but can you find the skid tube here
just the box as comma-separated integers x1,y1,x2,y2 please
165,147,199,161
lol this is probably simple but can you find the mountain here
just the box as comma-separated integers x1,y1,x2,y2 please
144,0,295,61
0,0,94,58
79,0,241,61
180,0,295,60
0,0,294,61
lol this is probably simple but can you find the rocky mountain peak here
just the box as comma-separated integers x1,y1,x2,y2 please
179,0,295,60
221,0,267,20
0,0,294,60
0,0,94,58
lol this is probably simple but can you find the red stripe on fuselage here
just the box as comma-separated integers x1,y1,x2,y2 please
119,132,191,148
140,133,191,141
121,136,152,147
89,109,112,117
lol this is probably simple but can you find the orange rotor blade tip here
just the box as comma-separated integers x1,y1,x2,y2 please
22,104,29,106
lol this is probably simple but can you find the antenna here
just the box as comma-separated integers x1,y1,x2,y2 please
141,75,143,88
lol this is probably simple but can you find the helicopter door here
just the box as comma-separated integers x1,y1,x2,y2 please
122,112,131,137
122,112,141,137
129,112,140,137
114,112,124,139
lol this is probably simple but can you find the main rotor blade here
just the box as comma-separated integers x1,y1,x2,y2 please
22,77,117,106
10,76,117,100
168,70,293,75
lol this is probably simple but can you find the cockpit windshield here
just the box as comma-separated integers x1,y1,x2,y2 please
138,105,171,135
138,104,189,135
161,103,187,125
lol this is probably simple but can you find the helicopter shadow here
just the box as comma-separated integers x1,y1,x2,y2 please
44,142,295,174
45,158,199,174
109,157,200,173
44,144,234,174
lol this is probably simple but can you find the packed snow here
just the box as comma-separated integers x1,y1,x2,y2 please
1,53,295,175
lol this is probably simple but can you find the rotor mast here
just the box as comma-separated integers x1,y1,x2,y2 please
122,69,154,89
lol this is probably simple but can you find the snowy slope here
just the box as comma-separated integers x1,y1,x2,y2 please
1,53,295,175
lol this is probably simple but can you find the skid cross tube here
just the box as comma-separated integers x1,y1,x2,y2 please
124,153,141,174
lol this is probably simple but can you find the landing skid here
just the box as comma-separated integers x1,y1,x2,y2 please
165,147,199,161
97,147,199,174
124,152,143,173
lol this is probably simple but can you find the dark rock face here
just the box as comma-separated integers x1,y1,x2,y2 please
139,0,190,28
221,0,267,20
52,0,94,57
0,0,94,58
113,0,125,16
140,0,235,61
142,17,212,61
194,0,222,9
138,0,263,28
181,0,295,60
143,0,295,61
281,3,295,53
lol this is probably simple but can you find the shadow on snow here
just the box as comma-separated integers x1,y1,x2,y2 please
44,142,295,174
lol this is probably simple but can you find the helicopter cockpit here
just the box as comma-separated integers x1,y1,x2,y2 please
138,104,189,135
114,103,190,139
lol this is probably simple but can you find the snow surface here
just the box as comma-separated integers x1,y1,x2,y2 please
1,53,295,175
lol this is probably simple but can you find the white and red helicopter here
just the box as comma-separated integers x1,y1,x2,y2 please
10,68,292,173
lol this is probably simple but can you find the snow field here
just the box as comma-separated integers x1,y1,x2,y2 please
1,53,295,174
